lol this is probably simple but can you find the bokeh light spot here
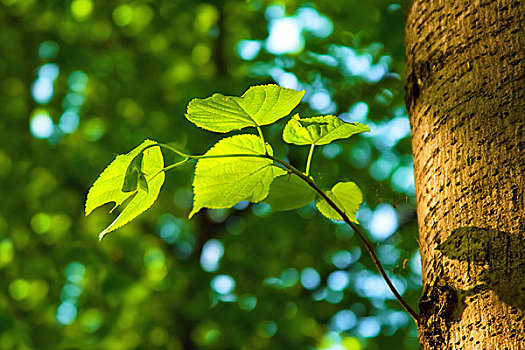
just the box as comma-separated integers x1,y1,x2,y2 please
266,17,304,54
236,40,262,61
61,283,82,300
297,7,333,38
327,271,349,291
331,250,352,269
144,248,166,271
301,267,321,290
391,166,416,195
80,308,103,333
38,63,59,82
322,143,342,159
38,41,59,59
68,71,88,92
211,275,235,295
31,78,54,104
370,157,395,181
9,279,29,300
59,110,79,134
309,90,331,111
265,4,285,20
56,300,77,325
251,203,271,217
341,102,369,123
342,336,362,350
411,251,422,276
239,294,258,311
83,117,106,141
257,321,277,338
331,309,357,331
191,44,211,65
356,317,381,338
157,214,182,244
269,68,301,90
113,5,133,26
200,239,224,272
349,143,372,169
30,212,52,233
207,208,229,223
0,239,14,267
368,204,398,241
65,262,85,284
71,0,93,21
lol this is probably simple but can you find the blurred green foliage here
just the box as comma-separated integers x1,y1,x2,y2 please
0,0,421,349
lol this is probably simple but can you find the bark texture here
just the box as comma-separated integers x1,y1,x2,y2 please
405,0,524,349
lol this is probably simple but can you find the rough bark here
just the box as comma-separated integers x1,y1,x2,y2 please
405,0,524,349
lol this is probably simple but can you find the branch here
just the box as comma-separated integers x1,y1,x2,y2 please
267,155,420,322
156,145,419,322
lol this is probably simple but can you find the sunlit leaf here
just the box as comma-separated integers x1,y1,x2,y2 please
85,140,165,239
315,182,363,223
283,114,369,145
189,134,286,218
186,84,305,132
264,174,316,211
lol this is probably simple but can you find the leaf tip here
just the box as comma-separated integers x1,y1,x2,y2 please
188,206,200,219
98,227,110,241
84,191,96,216
84,201,90,216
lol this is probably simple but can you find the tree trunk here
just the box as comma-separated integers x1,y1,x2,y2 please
405,0,524,349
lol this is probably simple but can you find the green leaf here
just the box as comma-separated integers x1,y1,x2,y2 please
122,152,144,192
189,134,286,218
186,84,305,133
85,140,165,240
283,114,369,146
264,174,316,211
315,182,363,223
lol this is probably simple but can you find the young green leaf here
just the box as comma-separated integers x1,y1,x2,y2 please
186,84,305,133
189,134,286,218
315,182,363,223
283,114,369,146
264,174,316,211
85,140,165,240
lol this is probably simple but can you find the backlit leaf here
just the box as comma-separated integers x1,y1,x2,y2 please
189,134,286,218
85,140,165,240
264,174,316,211
315,182,363,223
186,84,305,133
283,114,369,146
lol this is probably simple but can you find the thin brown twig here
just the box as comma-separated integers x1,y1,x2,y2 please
151,145,420,322
268,156,420,322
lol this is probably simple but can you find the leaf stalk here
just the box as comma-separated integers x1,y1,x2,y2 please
305,144,315,176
